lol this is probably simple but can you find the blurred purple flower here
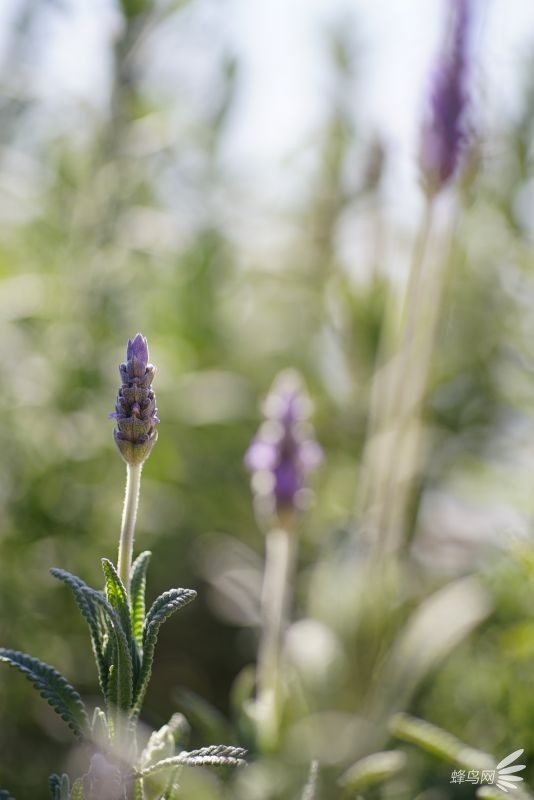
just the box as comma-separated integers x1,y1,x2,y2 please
245,371,323,514
111,333,159,466
420,0,472,193
84,754,124,800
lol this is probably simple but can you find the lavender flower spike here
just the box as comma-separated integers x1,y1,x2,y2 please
245,370,323,516
420,0,472,194
111,333,159,466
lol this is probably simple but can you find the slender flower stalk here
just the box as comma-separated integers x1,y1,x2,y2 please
360,0,475,554
117,462,142,594
255,516,296,750
245,371,322,749
111,333,159,594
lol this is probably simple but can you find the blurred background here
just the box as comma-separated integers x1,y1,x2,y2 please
2,0,534,797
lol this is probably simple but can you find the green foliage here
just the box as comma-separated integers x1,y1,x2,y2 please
135,745,247,778
102,557,140,687
50,569,111,700
102,558,133,645
390,712,493,771
130,551,152,648
140,713,191,800
85,585,134,718
2,0,534,797
0,650,89,740
132,588,197,718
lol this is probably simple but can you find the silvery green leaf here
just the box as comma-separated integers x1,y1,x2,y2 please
136,745,247,778
130,551,151,648
140,713,191,800
85,587,134,717
131,588,196,718
50,569,110,700
0,649,89,739
102,558,140,684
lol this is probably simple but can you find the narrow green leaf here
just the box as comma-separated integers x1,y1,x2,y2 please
131,588,196,717
102,558,140,684
50,568,110,700
130,551,151,648
338,751,407,793
390,712,493,771
135,745,247,778
102,558,132,641
0,649,89,739
84,587,133,715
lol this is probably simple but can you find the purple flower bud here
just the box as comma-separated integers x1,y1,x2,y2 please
111,333,159,466
420,0,472,193
245,371,323,515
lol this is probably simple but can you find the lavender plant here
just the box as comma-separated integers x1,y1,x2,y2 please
0,334,246,800
245,371,322,754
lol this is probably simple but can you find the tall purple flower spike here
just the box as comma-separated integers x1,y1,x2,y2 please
111,333,159,466
245,370,323,514
420,0,472,193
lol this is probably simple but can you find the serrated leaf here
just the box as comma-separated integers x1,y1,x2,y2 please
102,559,140,684
0,649,89,739
102,559,132,640
131,588,196,718
130,551,151,648
84,587,133,717
135,745,247,778
50,568,110,700
140,714,191,800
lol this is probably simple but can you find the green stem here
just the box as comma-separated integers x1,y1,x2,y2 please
256,522,296,751
117,463,142,596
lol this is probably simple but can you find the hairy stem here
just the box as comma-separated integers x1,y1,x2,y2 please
359,195,437,553
256,521,296,751
117,463,142,596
